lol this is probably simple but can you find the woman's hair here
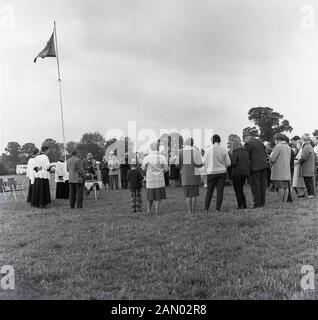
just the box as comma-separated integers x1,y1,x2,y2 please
291,135,301,142
212,134,221,144
232,139,243,150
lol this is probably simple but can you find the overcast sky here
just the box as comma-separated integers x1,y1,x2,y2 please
1,0,318,152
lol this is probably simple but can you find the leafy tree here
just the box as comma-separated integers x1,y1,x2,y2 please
312,129,318,137
242,126,259,139
42,138,62,162
4,142,21,172
77,143,104,161
0,155,9,175
20,143,36,163
65,141,77,157
247,107,293,142
5,142,21,160
80,132,105,149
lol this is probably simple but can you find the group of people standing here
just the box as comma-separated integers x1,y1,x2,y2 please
26,147,79,208
99,152,131,190
137,132,318,214
25,132,318,213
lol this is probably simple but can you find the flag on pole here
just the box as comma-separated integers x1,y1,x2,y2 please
34,32,56,63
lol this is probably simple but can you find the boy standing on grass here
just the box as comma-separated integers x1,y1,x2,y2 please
127,159,144,213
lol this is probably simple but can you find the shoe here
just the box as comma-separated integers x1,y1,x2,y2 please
204,210,208,214
308,195,314,198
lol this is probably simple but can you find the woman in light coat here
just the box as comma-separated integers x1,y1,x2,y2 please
292,140,306,197
270,134,291,203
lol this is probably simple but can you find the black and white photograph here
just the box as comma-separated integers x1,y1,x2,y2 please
1,0,318,309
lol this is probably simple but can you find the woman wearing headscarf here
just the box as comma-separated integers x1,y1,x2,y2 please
270,134,291,203
142,142,169,214
99,156,109,190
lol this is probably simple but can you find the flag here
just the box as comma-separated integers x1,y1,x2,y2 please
34,32,56,63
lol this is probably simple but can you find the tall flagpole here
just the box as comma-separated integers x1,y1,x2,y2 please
53,21,66,162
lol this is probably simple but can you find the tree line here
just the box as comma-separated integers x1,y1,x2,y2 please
1,107,317,175
0,132,117,175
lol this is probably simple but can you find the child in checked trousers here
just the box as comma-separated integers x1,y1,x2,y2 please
127,160,144,213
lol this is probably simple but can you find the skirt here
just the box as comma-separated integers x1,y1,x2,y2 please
292,165,306,188
31,178,51,208
101,171,109,184
272,180,289,189
147,187,166,201
183,185,199,197
26,180,33,203
56,181,69,199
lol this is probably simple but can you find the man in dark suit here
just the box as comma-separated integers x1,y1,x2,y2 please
67,150,85,209
243,134,268,208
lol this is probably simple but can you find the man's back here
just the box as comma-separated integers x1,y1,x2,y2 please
67,156,84,183
205,144,231,174
245,138,267,172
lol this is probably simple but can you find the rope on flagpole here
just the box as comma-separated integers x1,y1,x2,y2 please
29,81,59,145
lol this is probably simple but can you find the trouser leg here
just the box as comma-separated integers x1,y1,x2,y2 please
76,183,84,208
304,176,314,196
109,176,114,190
241,176,247,208
215,173,226,211
250,171,261,207
204,174,216,211
69,183,76,208
232,177,241,208
136,189,142,212
259,169,267,206
131,191,136,212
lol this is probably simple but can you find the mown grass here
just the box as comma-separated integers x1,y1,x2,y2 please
0,175,317,299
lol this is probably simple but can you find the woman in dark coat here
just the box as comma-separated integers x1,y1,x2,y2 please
169,152,180,187
99,157,109,190
230,140,249,209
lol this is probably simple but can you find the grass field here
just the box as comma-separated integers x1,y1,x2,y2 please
0,175,317,300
